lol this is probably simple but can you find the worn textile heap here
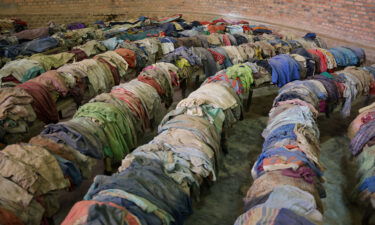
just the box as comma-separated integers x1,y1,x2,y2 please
234,66,374,224
61,64,245,224
0,61,179,225
347,102,375,213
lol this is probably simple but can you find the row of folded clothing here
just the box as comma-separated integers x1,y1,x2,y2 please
0,47,147,143
0,57,254,224
61,74,244,225
0,32,324,141
0,30,326,86
0,13,343,69
0,39,370,145
1,27,367,91
0,18,28,34
347,101,375,215
0,26,106,61
0,15,269,60
0,62,180,225
233,65,375,224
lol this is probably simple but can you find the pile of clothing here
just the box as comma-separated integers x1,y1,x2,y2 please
62,78,243,225
347,102,375,215
0,48,138,143
334,65,375,117
0,24,104,59
234,66,374,224
234,79,326,225
0,18,27,34
0,62,178,224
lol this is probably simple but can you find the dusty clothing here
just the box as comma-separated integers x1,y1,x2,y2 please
94,51,129,78
17,81,59,124
30,70,69,97
29,52,75,71
72,40,107,57
0,87,36,122
0,59,45,86
14,27,50,40
0,144,69,195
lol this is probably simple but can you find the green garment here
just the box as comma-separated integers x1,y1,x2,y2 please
201,105,225,133
73,102,135,162
21,66,46,82
321,71,334,79
30,52,75,71
226,63,254,93
89,93,139,146
71,117,112,160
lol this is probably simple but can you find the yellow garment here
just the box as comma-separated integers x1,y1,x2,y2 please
175,58,191,69
30,52,75,71
172,22,184,31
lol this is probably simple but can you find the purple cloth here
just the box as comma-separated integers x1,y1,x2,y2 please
67,23,86,30
350,120,375,156
281,166,317,184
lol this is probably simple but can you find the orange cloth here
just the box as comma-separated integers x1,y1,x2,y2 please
115,48,136,68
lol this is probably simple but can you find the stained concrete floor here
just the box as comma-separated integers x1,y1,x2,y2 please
54,85,372,225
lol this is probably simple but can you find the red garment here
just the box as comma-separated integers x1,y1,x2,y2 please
137,75,165,96
69,49,88,61
17,81,58,124
200,21,211,25
115,48,136,68
207,49,225,64
319,100,327,113
69,77,87,105
0,207,24,225
96,58,120,85
361,111,375,124
170,71,179,87
211,18,226,25
334,81,345,98
111,88,149,129
206,73,243,94
62,200,141,225
242,25,251,32
13,19,27,26
207,24,226,34
308,49,328,73
1,75,21,83
222,34,231,46
370,81,375,95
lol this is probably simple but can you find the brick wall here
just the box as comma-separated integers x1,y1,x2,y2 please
1,0,375,62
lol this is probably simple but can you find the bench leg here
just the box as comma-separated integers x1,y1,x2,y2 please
245,90,254,112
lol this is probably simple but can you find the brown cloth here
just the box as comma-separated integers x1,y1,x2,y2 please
17,81,58,124
0,87,34,120
68,48,88,61
0,207,24,225
114,48,136,68
29,70,69,97
14,27,49,40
